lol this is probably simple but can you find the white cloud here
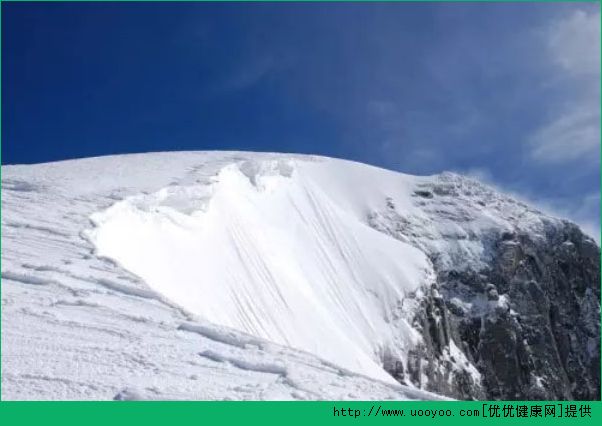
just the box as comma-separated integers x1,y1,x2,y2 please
528,8,600,165
530,105,600,163
547,9,600,76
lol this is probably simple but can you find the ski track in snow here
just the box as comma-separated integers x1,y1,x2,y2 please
2,151,447,401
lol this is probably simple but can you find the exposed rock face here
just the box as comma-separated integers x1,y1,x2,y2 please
370,173,600,400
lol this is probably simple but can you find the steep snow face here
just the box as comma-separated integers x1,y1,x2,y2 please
2,151,448,400
86,158,434,383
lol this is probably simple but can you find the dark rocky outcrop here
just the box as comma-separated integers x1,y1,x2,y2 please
371,174,600,400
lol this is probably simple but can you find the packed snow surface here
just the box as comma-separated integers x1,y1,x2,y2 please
86,156,433,384
3,151,568,400
2,151,444,400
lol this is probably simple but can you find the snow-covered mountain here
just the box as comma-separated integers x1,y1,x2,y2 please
2,152,599,400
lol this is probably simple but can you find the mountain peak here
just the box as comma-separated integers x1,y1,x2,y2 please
2,151,599,400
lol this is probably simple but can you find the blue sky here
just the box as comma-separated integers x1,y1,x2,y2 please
2,2,600,238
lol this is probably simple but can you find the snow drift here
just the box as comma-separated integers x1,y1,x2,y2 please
86,158,434,384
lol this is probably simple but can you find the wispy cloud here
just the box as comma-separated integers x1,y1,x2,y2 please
529,105,599,164
528,8,600,166
547,9,600,76
220,55,276,92
357,6,600,242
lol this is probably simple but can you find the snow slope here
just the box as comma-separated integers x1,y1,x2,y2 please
1,151,445,400
3,151,573,400
86,156,434,384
